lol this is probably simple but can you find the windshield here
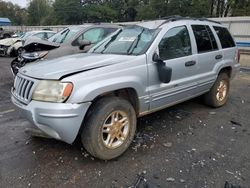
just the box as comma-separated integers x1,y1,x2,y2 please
91,26,159,55
48,28,80,44
21,32,33,40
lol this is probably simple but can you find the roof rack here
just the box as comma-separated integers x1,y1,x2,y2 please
157,15,221,27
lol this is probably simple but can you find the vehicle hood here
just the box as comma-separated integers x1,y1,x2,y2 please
0,38,20,46
19,53,136,80
24,37,60,52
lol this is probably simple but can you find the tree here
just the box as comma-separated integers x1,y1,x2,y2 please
231,0,250,16
27,0,53,25
0,1,27,25
82,3,117,22
53,0,83,24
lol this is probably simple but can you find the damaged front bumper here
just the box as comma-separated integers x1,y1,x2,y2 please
11,95,91,144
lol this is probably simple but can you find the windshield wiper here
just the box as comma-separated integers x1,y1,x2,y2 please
96,29,122,54
126,28,145,55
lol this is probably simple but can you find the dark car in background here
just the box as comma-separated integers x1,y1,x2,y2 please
11,24,120,75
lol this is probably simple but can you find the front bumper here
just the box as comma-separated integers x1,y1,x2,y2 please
11,95,91,144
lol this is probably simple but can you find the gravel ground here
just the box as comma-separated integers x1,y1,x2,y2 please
0,57,249,188
240,54,250,68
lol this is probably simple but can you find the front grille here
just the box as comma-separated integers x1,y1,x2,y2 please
13,75,34,104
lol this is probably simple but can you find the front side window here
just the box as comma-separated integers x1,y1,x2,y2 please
158,26,192,60
213,26,235,49
92,26,159,55
82,28,105,44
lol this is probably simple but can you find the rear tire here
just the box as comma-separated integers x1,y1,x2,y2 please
81,97,136,160
204,73,230,108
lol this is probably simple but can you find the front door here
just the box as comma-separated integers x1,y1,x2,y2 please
148,25,198,110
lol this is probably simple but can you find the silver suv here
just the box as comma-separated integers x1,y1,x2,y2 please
11,17,240,160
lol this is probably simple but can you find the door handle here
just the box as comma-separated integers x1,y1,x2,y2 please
185,60,196,67
215,54,223,60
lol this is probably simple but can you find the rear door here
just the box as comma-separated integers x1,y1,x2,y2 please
190,24,222,92
213,26,237,66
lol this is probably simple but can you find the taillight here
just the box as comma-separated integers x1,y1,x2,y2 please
236,49,240,63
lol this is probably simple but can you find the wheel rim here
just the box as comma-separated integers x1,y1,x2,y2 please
216,80,227,102
102,110,130,149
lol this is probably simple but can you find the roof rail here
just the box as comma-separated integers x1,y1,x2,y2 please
157,15,221,27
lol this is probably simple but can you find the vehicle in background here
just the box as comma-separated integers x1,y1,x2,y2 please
0,31,55,57
7,30,56,57
11,17,240,160
11,24,120,75
0,27,15,39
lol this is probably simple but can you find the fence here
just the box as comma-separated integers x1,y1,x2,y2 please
2,16,250,51
211,17,250,52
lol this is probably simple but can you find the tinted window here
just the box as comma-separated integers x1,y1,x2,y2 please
213,26,235,48
159,26,192,60
192,25,217,53
206,26,218,50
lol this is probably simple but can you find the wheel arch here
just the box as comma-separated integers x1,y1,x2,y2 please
218,66,232,78
78,88,140,141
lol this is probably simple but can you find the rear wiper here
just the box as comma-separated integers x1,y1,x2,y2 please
126,28,145,55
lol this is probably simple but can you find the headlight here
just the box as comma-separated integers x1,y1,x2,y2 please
22,51,49,60
32,80,73,103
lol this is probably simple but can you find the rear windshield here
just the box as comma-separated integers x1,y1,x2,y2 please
213,26,235,49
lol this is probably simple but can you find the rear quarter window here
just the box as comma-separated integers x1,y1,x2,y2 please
213,26,235,49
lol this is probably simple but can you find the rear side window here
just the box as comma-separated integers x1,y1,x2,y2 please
213,26,235,49
206,26,218,50
191,25,218,53
158,26,192,60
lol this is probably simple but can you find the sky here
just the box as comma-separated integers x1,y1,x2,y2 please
3,0,28,8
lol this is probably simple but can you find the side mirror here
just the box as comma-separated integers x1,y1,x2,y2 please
152,52,162,63
153,52,172,84
79,40,91,50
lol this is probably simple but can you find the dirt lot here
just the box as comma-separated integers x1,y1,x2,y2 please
0,57,250,188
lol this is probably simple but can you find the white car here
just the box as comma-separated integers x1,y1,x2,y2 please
0,30,56,56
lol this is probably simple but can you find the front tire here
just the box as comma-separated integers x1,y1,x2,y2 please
81,97,137,160
10,58,20,75
204,73,230,108
17,47,23,56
